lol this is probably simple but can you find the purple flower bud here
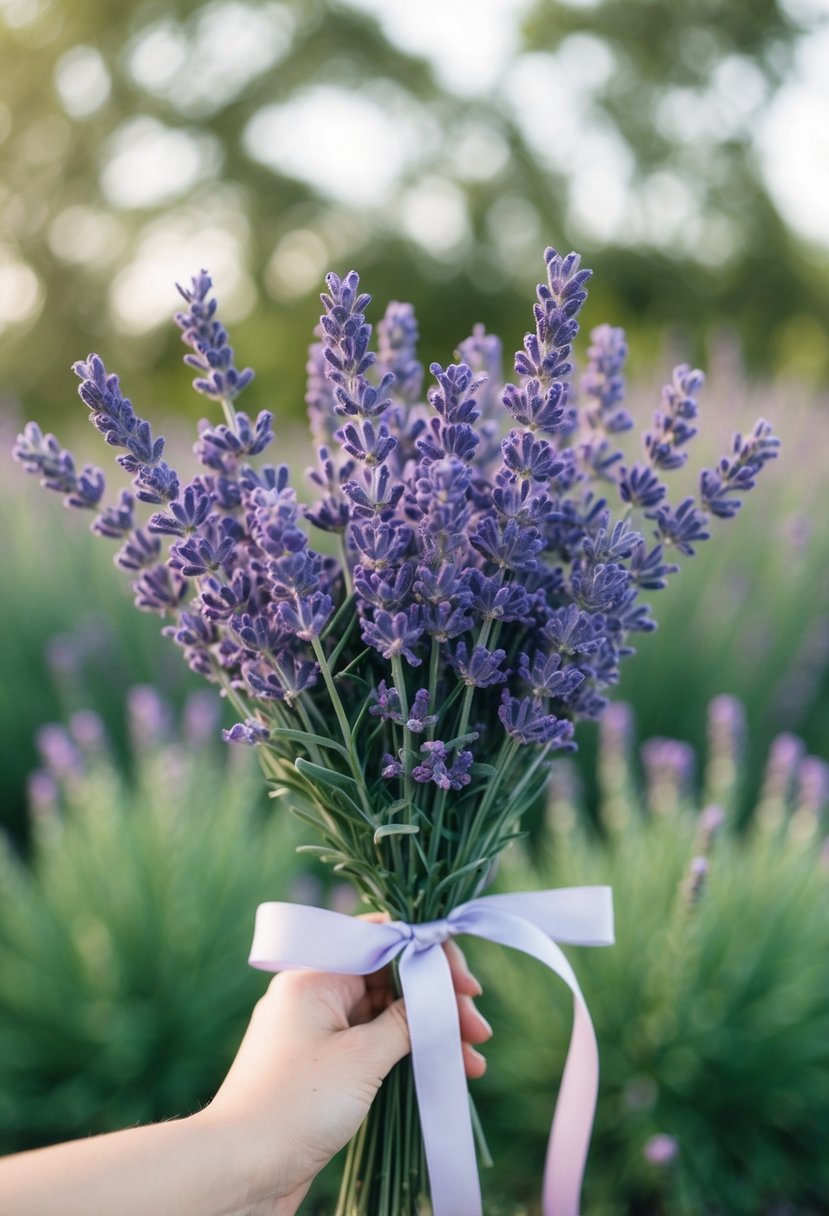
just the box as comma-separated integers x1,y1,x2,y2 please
465,570,533,623
412,739,475,790
93,489,135,538
361,607,424,667
499,692,575,748
69,710,106,752
381,752,404,779
543,604,606,657
643,1134,678,1166
115,528,162,572
275,592,333,642
13,422,106,511
515,247,591,387
452,641,509,689
36,724,83,778
618,463,666,511
649,496,710,556
370,680,402,721
518,651,584,702
149,484,214,537
351,520,412,571
27,770,59,819
427,362,482,425
471,516,542,573
184,690,222,746
501,428,563,482
642,737,696,814
223,718,271,746
406,689,438,733
127,685,173,750
502,379,567,435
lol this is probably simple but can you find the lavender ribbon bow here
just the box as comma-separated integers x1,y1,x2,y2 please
249,886,614,1216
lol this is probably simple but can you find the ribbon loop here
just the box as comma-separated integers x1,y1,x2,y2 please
249,885,613,1216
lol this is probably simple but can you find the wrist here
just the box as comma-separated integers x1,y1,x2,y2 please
188,1106,303,1216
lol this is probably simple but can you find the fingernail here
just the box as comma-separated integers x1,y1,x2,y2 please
475,1010,493,1037
469,1047,487,1067
470,977,483,997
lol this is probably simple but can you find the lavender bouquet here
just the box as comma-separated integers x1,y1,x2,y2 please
13,247,778,1215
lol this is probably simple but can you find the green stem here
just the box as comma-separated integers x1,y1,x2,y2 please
218,394,238,433
339,533,354,598
294,697,324,766
454,736,517,872
311,634,374,820
477,740,555,859
391,656,415,806
426,636,441,741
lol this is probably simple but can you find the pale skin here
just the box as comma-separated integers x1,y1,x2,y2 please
0,937,491,1216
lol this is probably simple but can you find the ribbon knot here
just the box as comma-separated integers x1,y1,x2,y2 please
249,885,614,1216
405,917,454,950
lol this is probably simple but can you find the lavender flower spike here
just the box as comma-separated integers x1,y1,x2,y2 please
13,422,105,511
175,270,254,402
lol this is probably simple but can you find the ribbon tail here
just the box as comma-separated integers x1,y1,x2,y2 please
542,989,598,1216
399,944,483,1216
451,906,601,1216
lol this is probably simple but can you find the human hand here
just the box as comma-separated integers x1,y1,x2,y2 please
196,928,491,1216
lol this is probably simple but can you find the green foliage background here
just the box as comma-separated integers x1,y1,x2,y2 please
2,0,829,1208
2,0,828,435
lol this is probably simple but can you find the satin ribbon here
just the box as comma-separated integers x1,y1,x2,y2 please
249,886,614,1216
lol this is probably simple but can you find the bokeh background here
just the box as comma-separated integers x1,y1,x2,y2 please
2,0,829,1212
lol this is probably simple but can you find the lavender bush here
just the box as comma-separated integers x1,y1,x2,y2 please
0,686,305,1152
13,247,779,1213
475,698,829,1216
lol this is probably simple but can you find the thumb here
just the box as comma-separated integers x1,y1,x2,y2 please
352,998,411,1078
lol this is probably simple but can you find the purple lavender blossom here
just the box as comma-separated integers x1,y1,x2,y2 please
515,248,591,388
412,740,475,790
645,364,702,471
223,718,271,746
72,356,180,506
370,680,402,721
361,608,424,666
116,528,161,572
518,651,584,702
175,270,254,402
13,422,105,510
405,689,438,733
650,497,710,556
451,642,509,688
580,324,631,434
700,419,780,519
377,300,423,404
94,489,135,538
499,692,575,748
